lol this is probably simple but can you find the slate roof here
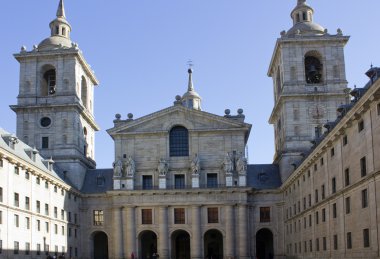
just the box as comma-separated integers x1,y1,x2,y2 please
0,128,73,186
81,169,113,194
246,164,282,189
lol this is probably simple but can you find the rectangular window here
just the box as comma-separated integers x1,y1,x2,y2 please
0,211,2,224
68,212,72,222
361,157,367,177
45,181,49,189
320,157,324,165
37,244,41,255
25,172,29,179
42,137,49,149
14,193,19,207
309,240,313,252
315,211,319,225
334,234,338,250
358,120,364,132
343,135,348,146
62,226,65,235
207,207,219,223
46,222,49,233
36,177,40,184
315,189,319,203
309,214,312,227
333,203,337,218
36,200,40,213
174,208,185,224
25,242,30,255
93,210,104,226
37,220,40,231
322,208,326,222
15,214,19,227
346,197,351,214
0,159,2,167
321,185,325,199
347,232,352,249
142,209,152,224
55,224,58,234
345,168,350,186
314,164,317,171
308,194,311,207
45,204,49,216
75,213,78,224
61,209,65,220
303,197,306,210
14,166,19,175
332,177,336,194
14,241,19,254
207,173,218,188
316,238,319,251
362,189,368,208
142,175,153,190
260,207,271,222
0,187,2,202
377,103,380,116
331,147,335,157
54,207,58,218
25,196,30,210
26,217,30,229
323,237,327,251
174,175,185,189
363,228,370,247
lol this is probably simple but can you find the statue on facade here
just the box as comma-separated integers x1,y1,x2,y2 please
190,153,200,174
222,153,233,174
125,155,135,177
112,158,123,177
158,158,169,176
236,152,248,174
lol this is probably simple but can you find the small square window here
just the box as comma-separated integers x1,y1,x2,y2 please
358,120,364,132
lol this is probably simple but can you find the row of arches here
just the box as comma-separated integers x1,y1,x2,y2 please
92,228,273,259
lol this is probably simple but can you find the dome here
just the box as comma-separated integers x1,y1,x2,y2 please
38,35,72,50
287,21,325,36
182,90,201,100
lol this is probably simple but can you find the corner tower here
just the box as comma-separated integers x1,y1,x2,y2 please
11,0,99,189
268,0,350,182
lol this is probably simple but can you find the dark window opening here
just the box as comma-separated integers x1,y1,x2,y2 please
207,207,219,223
206,173,218,188
174,208,185,224
174,175,185,189
169,126,189,157
305,56,323,84
360,157,367,177
260,207,271,222
141,209,152,224
142,175,153,190
42,137,49,149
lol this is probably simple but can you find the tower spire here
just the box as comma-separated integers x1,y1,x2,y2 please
187,68,194,92
56,0,66,18
181,68,202,111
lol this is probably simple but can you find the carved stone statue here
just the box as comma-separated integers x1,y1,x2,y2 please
191,153,200,174
113,158,123,177
158,158,169,176
125,155,135,177
222,153,233,174
236,152,248,174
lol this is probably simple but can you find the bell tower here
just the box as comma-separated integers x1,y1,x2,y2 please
10,0,99,189
268,0,350,182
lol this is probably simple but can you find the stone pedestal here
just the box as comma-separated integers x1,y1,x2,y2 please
239,174,247,187
192,174,199,188
126,178,134,190
226,173,233,187
113,179,121,190
159,176,166,189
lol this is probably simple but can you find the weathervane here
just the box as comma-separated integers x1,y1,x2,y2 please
187,59,194,70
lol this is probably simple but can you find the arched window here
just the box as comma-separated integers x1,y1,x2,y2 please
81,76,88,109
41,66,56,96
305,52,323,84
170,126,189,157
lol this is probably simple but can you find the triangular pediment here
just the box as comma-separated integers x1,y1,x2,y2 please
107,105,251,136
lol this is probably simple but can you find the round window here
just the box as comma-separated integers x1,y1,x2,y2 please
40,117,51,127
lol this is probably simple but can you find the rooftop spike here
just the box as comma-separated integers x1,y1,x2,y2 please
56,0,66,18
187,68,194,92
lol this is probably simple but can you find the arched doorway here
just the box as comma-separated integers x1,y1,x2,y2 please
171,230,190,259
139,231,157,259
256,228,273,259
92,231,109,259
204,229,223,259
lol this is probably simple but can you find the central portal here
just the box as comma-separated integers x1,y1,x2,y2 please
171,230,190,259
139,231,157,259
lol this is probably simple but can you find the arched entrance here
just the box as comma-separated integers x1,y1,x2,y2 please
92,231,109,259
204,229,223,259
256,228,273,259
139,231,157,259
171,230,190,259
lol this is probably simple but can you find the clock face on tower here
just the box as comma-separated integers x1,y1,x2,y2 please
309,105,325,119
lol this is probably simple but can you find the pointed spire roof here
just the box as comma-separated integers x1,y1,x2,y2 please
181,68,202,111
56,0,66,18
38,0,72,50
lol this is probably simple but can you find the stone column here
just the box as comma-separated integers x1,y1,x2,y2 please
191,205,202,259
238,204,249,259
113,206,125,259
126,206,137,259
159,206,169,259
225,204,235,259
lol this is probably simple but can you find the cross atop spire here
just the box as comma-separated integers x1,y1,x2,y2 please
56,0,66,18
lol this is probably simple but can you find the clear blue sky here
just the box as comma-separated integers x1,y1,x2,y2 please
1,0,379,169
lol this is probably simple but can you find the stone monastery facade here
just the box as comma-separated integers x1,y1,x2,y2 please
1,0,380,258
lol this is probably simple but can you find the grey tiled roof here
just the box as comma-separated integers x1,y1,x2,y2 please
246,164,281,189
81,169,113,194
0,128,72,185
